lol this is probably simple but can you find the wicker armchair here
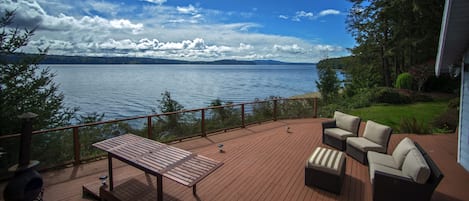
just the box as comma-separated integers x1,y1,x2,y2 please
371,142,444,201
346,120,392,164
322,111,361,150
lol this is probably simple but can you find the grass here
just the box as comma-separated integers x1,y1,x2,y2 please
349,101,448,133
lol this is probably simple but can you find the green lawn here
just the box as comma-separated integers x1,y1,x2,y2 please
349,101,448,133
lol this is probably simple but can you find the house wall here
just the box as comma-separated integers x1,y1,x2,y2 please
460,64,469,172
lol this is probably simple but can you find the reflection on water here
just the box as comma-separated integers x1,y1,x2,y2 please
48,64,319,120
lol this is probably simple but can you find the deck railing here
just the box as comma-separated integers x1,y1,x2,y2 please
0,97,318,177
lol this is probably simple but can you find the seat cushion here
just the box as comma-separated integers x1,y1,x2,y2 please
402,149,430,184
324,128,355,140
334,111,360,134
347,137,385,153
362,120,392,147
369,163,410,184
307,147,346,175
367,151,399,169
391,137,417,169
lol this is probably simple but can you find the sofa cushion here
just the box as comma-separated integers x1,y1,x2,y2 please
392,137,416,169
368,151,399,169
334,111,360,134
324,128,355,140
362,121,392,147
369,163,410,184
347,137,385,153
402,149,431,184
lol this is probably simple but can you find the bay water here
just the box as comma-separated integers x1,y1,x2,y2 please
49,64,319,121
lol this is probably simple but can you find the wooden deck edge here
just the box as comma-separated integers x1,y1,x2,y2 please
82,179,104,200
82,172,145,201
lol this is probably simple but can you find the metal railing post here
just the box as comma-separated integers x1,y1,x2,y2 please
313,98,318,118
73,127,80,165
273,99,278,121
201,109,206,137
241,104,245,128
147,116,153,139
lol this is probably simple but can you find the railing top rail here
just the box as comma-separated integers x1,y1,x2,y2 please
0,97,317,139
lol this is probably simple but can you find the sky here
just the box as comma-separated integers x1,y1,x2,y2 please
1,0,355,63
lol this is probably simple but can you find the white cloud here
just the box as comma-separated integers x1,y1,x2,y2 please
1,0,349,63
292,11,314,21
284,9,341,22
143,0,167,5
318,9,341,17
278,15,289,20
177,5,197,14
274,44,305,54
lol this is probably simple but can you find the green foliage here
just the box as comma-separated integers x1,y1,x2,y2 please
424,74,460,93
448,97,460,108
315,66,340,104
350,101,448,133
0,11,76,135
373,87,411,104
206,98,241,132
318,103,345,118
347,0,444,87
277,98,316,119
409,62,434,92
151,91,199,141
317,56,353,70
395,73,413,90
248,97,275,123
399,117,431,134
432,108,459,133
409,93,433,103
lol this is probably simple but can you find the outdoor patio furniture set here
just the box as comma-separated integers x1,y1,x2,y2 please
305,111,444,201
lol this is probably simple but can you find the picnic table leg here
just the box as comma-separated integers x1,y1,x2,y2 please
108,153,114,191
157,174,163,201
193,184,197,195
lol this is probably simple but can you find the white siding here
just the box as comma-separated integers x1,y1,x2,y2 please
459,69,469,171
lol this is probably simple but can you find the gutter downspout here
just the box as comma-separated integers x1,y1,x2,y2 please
459,50,469,165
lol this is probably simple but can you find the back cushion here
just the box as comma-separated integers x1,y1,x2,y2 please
392,137,416,169
363,120,392,146
402,149,431,184
334,111,360,134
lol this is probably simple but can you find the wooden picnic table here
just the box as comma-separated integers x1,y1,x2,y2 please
93,134,223,201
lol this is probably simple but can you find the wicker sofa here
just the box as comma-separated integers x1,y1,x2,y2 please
322,111,361,150
368,137,444,201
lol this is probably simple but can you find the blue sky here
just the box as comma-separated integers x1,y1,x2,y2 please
1,0,355,63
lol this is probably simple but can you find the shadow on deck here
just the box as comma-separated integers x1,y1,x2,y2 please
1,118,468,201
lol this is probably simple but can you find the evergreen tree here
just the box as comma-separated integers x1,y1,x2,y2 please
0,11,76,135
346,0,444,87
315,66,340,104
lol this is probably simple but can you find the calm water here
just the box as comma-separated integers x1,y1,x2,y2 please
49,64,318,120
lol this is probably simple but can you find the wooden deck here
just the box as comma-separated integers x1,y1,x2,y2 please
1,118,469,201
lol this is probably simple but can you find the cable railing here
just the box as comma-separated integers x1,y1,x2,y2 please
0,97,318,177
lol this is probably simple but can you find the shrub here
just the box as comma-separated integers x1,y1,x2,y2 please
448,97,460,108
424,74,460,93
373,87,411,104
432,108,459,133
318,103,345,118
410,93,433,102
399,117,431,134
395,73,413,90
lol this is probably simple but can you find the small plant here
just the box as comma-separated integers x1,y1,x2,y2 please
395,73,413,90
399,117,431,134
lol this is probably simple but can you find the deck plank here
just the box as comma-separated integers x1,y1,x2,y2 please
2,118,468,201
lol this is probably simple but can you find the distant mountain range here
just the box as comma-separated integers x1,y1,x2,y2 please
3,54,315,65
